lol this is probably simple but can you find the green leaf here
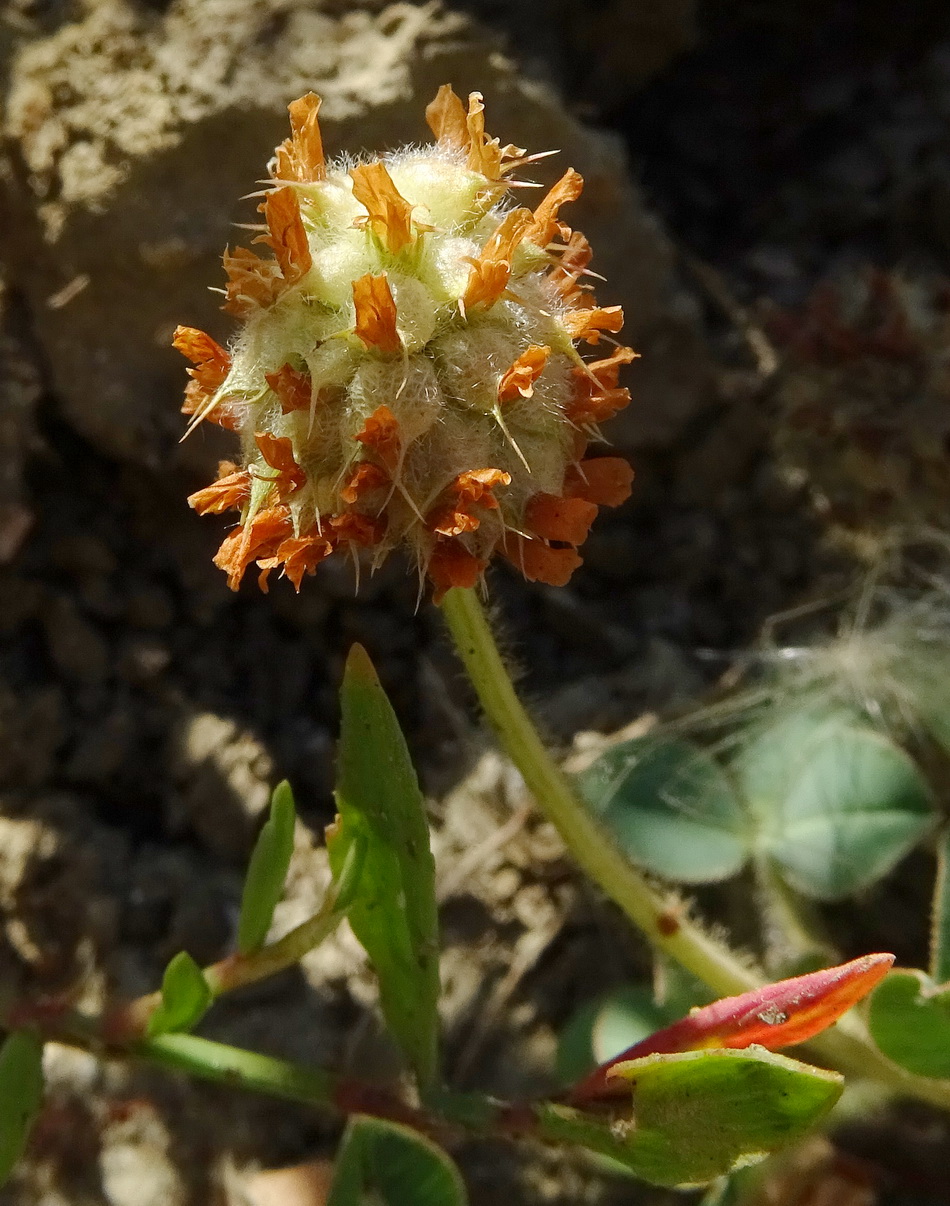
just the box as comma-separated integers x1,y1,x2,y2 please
755,724,933,900
147,952,213,1037
868,969,950,1078
539,1048,842,1188
327,1116,467,1206
330,645,440,1088
238,780,297,954
0,1030,44,1187
576,737,749,883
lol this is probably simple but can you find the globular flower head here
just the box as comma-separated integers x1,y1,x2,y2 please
176,86,636,600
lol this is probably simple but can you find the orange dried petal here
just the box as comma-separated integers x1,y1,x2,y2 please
562,304,625,344
350,161,416,255
172,326,230,391
564,458,634,507
528,168,584,247
352,273,401,355
187,469,252,516
265,364,312,413
525,493,598,546
462,208,533,311
428,540,488,603
461,92,525,181
427,468,511,536
354,404,401,472
273,92,326,183
222,245,283,316
426,84,469,150
502,533,583,586
497,345,551,403
266,530,335,591
330,511,386,546
340,462,390,505
589,345,640,388
566,375,631,427
181,382,243,431
259,187,312,284
548,230,594,302
254,432,306,494
213,505,293,590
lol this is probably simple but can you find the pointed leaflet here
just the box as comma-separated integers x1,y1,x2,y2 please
868,969,950,1078
327,1117,467,1206
569,954,893,1104
329,645,440,1088
539,1048,842,1188
147,951,213,1037
238,780,297,953
0,1030,44,1187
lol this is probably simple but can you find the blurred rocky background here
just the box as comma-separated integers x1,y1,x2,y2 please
1,1,950,1202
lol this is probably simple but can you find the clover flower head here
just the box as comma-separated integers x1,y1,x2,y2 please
175,86,636,600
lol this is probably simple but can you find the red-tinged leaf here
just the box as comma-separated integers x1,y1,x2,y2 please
568,953,894,1104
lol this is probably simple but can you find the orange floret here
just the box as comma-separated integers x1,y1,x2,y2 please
265,364,312,413
273,92,326,183
222,245,284,316
548,230,594,302
425,84,469,151
330,512,387,547
528,169,584,247
341,461,390,505
352,273,401,355
258,187,312,285
259,529,335,592
525,493,598,545
564,458,634,507
350,162,416,255
428,540,488,603
462,208,533,311
562,305,625,344
214,506,294,590
188,466,252,515
354,404,401,472
501,533,583,586
567,346,639,427
173,326,231,390
254,433,306,494
497,345,551,403
173,326,239,430
427,468,511,537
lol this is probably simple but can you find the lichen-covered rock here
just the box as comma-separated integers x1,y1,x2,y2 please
0,0,709,472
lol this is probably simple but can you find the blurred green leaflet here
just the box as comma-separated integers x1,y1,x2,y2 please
329,645,440,1089
147,951,212,1037
327,1117,467,1206
238,780,297,954
577,739,747,883
0,1031,44,1188
868,970,950,1079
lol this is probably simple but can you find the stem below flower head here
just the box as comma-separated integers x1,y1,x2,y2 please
439,586,757,998
438,586,950,1113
